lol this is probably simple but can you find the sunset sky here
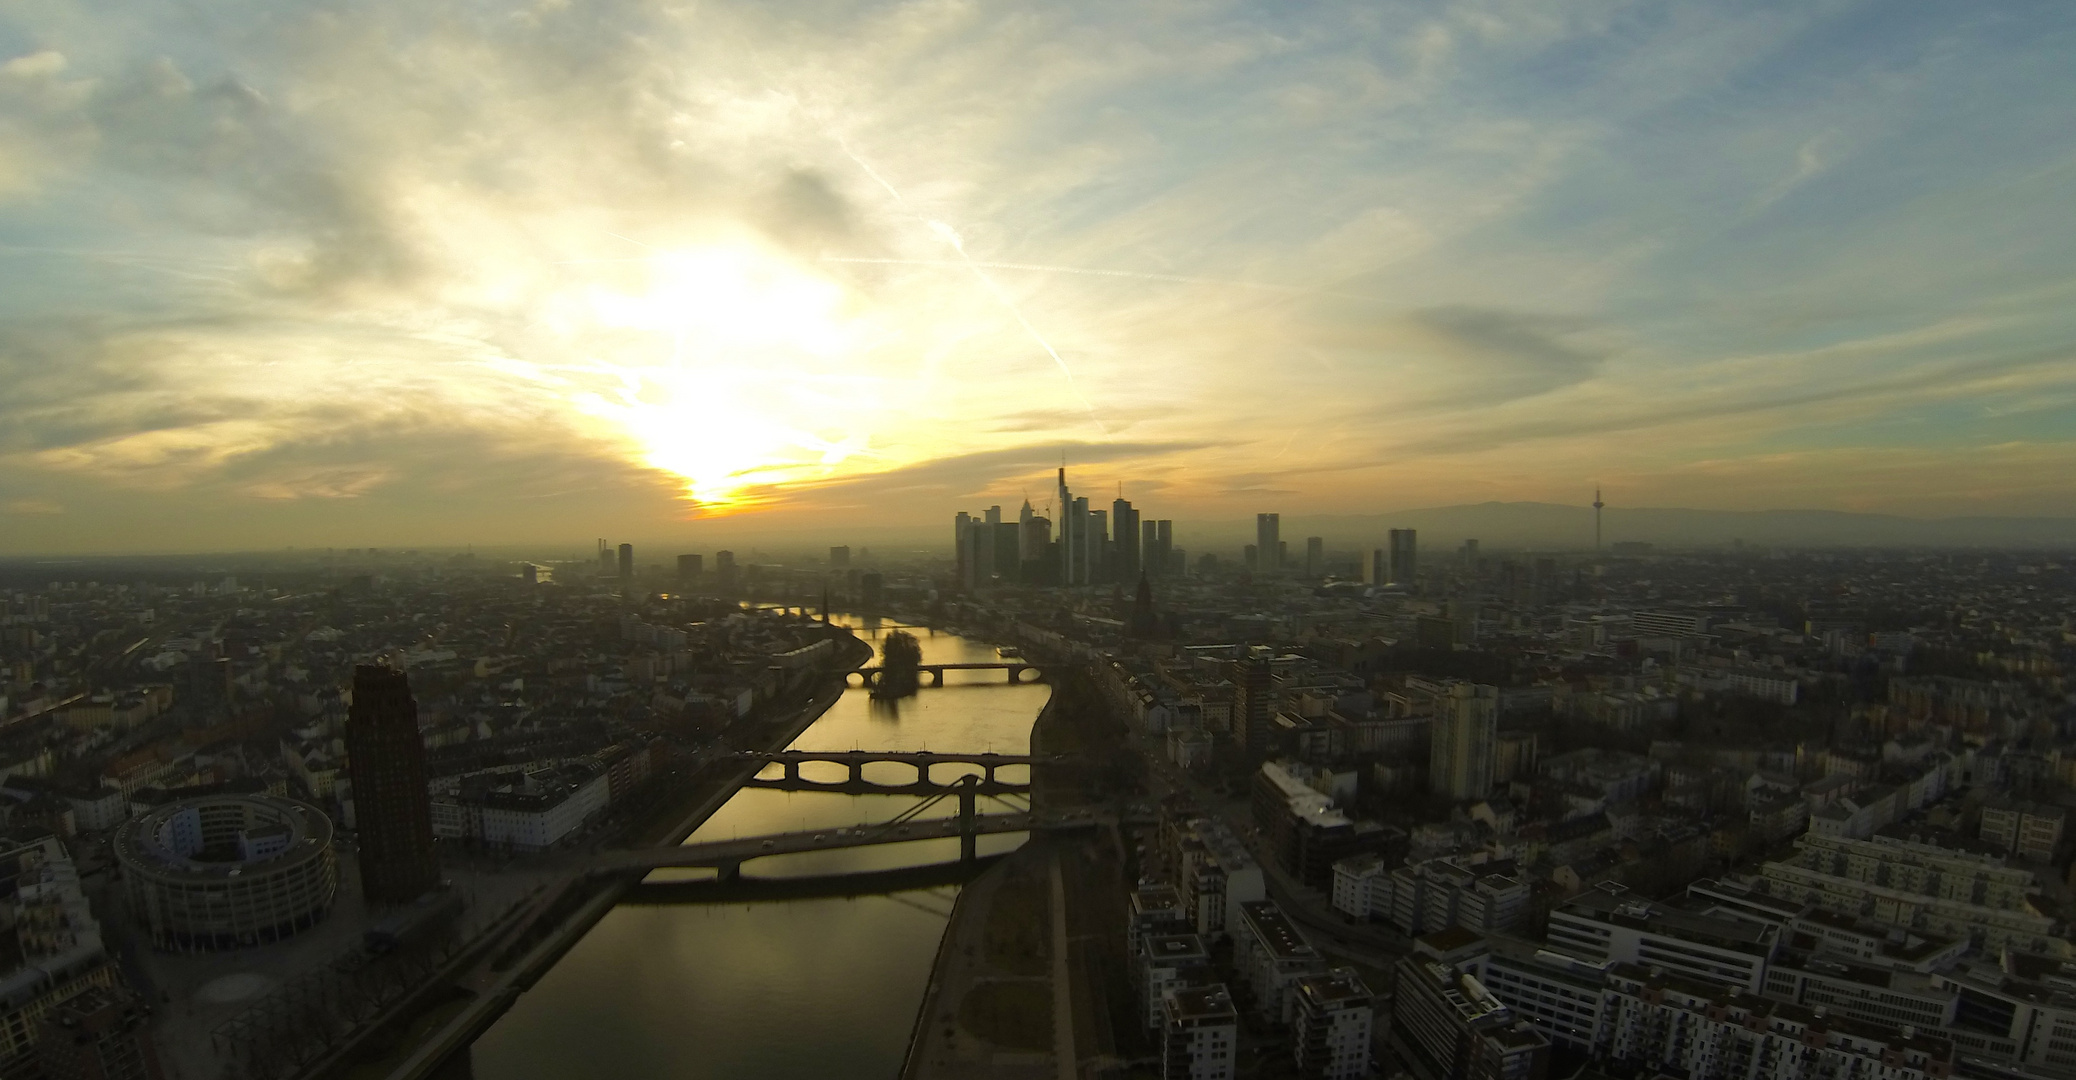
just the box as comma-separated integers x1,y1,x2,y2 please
2,0,2074,552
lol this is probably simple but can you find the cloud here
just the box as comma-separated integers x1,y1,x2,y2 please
2,0,2076,552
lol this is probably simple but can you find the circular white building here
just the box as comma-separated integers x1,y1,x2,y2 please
115,793,338,951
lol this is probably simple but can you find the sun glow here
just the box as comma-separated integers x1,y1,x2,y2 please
568,243,885,511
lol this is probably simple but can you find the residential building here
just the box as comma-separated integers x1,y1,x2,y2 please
1235,901,1327,1023
1755,829,2061,956
1252,761,1388,889
1160,984,1238,1080
1341,854,1527,937
1138,933,1213,1031
34,986,163,1080
1389,930,1548,1080
1544,885,1779,993
1429,683,1497,801
1292,969,1373,1080
0,838,124,1075
1980,800,2065,861
1465,934,1960,1080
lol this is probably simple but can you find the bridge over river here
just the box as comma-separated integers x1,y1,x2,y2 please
738,749,1055,788
586,804,1102,877
846,661,1045,687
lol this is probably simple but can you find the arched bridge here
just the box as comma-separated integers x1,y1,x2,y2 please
738,749,1053,787
846,662,1045,688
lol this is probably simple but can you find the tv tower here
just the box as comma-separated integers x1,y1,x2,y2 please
1593,487,1605,550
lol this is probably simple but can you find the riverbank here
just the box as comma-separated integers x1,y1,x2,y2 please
899,842,1059,1080
900,662,1139,1080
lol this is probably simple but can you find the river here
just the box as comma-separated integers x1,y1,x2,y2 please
470,616,1050,1080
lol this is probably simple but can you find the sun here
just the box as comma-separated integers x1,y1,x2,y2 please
569,242,884,511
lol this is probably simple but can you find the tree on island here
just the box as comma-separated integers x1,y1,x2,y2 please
874,630,923,698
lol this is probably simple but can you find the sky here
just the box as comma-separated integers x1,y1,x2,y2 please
2,0,2074,553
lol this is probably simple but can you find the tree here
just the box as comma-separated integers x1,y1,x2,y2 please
874,630,922,698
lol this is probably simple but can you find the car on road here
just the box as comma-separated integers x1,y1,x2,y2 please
761,840,775,849
813,834,827,843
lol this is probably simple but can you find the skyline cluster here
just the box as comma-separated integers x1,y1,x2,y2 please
2,0,2074,553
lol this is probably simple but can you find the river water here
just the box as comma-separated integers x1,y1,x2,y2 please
471,617,1049,1080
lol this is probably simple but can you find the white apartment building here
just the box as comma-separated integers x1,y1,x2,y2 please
1160,984,1238,1080
1234,901,1326,1023
1545,886,1778,993
1350,854,1528,937
1292,970,1374,1080
1466,935,1959,1080
1757,830,2062,956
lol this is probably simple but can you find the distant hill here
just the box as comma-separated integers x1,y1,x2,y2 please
1177,502,2076,552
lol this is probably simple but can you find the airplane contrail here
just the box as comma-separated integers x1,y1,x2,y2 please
835,141,1108,436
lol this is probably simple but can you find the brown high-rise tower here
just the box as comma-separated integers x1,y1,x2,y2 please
345,664,438,905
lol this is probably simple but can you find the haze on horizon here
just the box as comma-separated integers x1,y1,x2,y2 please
2,0,2074,554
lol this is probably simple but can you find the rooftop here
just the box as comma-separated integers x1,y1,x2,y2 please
1165,984,1238,1024
1240,900,1316,962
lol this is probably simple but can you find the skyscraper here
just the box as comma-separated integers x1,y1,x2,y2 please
1369,549,1387,587
979,505,1002,587
715,550,737,590
1142,520,1159,578
1429,682,1497,800
597,538,614,576
994,520,1021,585
677,553,702,582
617,543,633,583
1234,652,1275,754
345,664,438,905
1113,496,1140,582
1023,513,1052,583
1071,496,1091,585
1388,529,1418,585
1304,536,1324,578
1256,514,1281,574
1155,520,1173,576
1057,468,1075,586
955,511,973,587
1088,508,1108,583
829,546,850,568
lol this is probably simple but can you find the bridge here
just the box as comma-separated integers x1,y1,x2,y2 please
620,856,1003,906
846,661,1045,688
587,801,1102,878
739,749,1049,785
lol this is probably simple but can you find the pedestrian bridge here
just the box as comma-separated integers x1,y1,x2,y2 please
846,662,1045,687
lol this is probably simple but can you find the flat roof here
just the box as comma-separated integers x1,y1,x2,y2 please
1240,900,1316,961
1166,984,1237,1023
1296,970,1373,1008
1563,889,1777,956
1147,934,1209,963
